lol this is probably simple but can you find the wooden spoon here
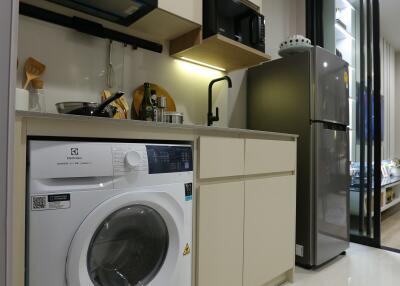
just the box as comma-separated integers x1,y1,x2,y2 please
23,57,46,90
31,78,44,89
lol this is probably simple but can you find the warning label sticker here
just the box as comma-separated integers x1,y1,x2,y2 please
183,243,191,256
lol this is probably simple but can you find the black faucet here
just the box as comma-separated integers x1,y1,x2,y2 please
208,76,232,126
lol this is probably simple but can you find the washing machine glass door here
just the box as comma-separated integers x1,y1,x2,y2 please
87,205,169,286
67,191,182,286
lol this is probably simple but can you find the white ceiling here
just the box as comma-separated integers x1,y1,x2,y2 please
380,0,400,50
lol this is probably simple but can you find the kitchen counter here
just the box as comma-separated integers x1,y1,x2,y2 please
15,111,298,140
11,110,298,286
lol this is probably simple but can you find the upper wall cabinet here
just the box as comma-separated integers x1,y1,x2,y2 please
170,0,271,72
21,0,271,71
20,0,201,45
246,0,262,10
158,0,202,25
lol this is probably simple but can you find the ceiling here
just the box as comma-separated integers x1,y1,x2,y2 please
380,0,400,50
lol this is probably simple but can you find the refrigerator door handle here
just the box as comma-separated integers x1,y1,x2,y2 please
311,120,348,131
321,122,347,131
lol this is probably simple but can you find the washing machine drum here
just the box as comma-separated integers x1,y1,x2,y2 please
86,205,169,286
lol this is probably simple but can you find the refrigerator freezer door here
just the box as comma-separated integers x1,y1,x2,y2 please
313,47,349,125
313,122,350,266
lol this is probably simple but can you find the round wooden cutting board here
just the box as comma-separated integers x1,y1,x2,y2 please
132,83,176,119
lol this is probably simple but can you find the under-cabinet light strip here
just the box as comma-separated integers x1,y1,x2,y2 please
180,57,226,72
335,23,355,41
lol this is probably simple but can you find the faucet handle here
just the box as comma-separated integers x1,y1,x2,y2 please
215,107,219,121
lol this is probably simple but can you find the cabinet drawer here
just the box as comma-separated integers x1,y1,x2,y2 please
199,137,245,179
243,176,296,286
198,182,245,286
245,139,296,175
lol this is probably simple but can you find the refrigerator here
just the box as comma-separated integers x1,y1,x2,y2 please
247,46,350,268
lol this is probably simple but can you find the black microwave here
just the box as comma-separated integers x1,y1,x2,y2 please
203,0,265,53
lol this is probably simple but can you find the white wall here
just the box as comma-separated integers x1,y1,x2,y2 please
262,0,306,59
395,52,400,158
17,16,238,127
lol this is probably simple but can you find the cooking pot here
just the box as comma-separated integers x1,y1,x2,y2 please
163,112,184,124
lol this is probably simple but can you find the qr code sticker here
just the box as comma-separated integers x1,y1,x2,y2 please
32,196,47,210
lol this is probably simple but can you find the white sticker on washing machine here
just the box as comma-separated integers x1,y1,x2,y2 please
31,194,71,211
184,183,193,201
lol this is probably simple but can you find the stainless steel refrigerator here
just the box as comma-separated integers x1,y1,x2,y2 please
247,46,350,268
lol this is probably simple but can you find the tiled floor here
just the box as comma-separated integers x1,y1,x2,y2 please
283,243,400,286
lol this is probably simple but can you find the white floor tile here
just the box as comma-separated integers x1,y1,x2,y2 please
283,243,400,286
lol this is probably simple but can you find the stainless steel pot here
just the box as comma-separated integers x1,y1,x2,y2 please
163,112,184,124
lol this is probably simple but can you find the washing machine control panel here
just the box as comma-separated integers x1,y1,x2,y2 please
146,145,193,174
125,150,143,168
112,145,148,176
111,144,193,176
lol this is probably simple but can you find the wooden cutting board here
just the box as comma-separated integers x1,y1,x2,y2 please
132,83,176,119
101,90,129,119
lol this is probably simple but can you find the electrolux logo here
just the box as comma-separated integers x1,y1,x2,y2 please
71,148,79,156
67,147,83,160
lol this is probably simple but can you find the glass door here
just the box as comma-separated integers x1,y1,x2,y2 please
88,205,169,286
307,0,381,247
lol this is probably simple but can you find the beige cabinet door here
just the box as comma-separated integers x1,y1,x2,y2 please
159,0,202,24
199,137,245,179
197,182,245,286
243,176,296,286
245,139,296,175
246,0,262,10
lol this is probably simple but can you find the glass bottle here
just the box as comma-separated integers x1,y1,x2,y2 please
140,83,154,121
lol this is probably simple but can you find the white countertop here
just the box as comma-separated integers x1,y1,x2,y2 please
16,111,298,140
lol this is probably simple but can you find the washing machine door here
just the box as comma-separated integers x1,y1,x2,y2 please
66,191,183,286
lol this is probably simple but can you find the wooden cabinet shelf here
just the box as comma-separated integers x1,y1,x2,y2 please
21,0,201,44
170,32,271,72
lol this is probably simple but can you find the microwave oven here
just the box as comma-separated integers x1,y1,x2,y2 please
203,0,265,53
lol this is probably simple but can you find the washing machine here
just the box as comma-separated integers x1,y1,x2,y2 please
26,139,193,286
